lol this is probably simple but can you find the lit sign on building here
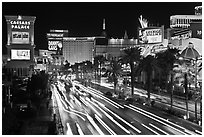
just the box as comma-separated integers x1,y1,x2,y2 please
10,20,31,30
5,15,36,45
138,27,164,44
11,49,30,60
47,30,67,55
12,31,29,44
48,40,62,51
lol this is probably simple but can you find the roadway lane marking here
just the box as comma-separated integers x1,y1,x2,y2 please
141,124,160,135
149,123,169,135
66,123,73,135
76,122,84,135
124,105,188,135
95,114,117,135
104,106,141,134
86,113,104,135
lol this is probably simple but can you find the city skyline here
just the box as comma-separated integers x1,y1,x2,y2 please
2,2,201,53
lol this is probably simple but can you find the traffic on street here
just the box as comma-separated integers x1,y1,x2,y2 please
50,77,202,135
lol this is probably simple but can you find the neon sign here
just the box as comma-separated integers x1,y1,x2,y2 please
12,32,29,44
138,27,163,44
48,41,62,51
11,49,30,60
10,20,31,30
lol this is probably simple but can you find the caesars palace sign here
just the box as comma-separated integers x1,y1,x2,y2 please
10,20,31,29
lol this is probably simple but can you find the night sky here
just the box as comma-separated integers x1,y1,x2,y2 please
2,2,201,54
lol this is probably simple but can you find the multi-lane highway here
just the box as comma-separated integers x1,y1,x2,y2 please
50,78,202,135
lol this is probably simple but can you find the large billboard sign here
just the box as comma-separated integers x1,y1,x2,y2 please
11,49,30,60
48,40,63,55
138,27,164,44
47,30,68,55
5,15,36,45
12,31,29,44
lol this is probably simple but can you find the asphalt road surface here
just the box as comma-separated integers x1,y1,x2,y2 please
50,79,202,135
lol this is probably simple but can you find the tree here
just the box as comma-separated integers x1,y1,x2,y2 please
106,57,122,94
121,47,142,96
80,60,93,86
93,55,106,82
71,63,79,79
136,55,161,105
156,47,180,110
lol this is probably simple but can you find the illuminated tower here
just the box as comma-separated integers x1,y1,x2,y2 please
101,18,107,37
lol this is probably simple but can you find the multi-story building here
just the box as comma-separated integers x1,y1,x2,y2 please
170,6,202,29
4,15,36,78
63,37,96,65
169,6,202,55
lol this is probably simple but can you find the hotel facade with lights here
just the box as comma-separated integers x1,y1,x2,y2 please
4,15,36,77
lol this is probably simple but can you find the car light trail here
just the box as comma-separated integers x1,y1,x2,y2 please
86,113,104,135
69,106,86,116
66,123,73,135
90,100,129,134
195,130,202,135
141,124,160,135
76,122,84,135
95,114,117,135
85,88,121,109
92,98,106,107
104,106,141,134
84,97,103,118
87,87,104,95
75,83,123,109
62,107,86,121
124,105,188,135
79,97,88,107
54,86,86,121
149,123,169,135
53,85,68,109
72,95,82,107
129,104,194,135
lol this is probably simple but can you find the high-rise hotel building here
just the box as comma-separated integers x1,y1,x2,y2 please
63,37,96,65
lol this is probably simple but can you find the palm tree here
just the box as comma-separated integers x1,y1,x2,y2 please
106,57,122,94
121,47,142,96
71,63,79,79
156,47,180,110
82,60,93,86
136,55,161,105
93,55,106,82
